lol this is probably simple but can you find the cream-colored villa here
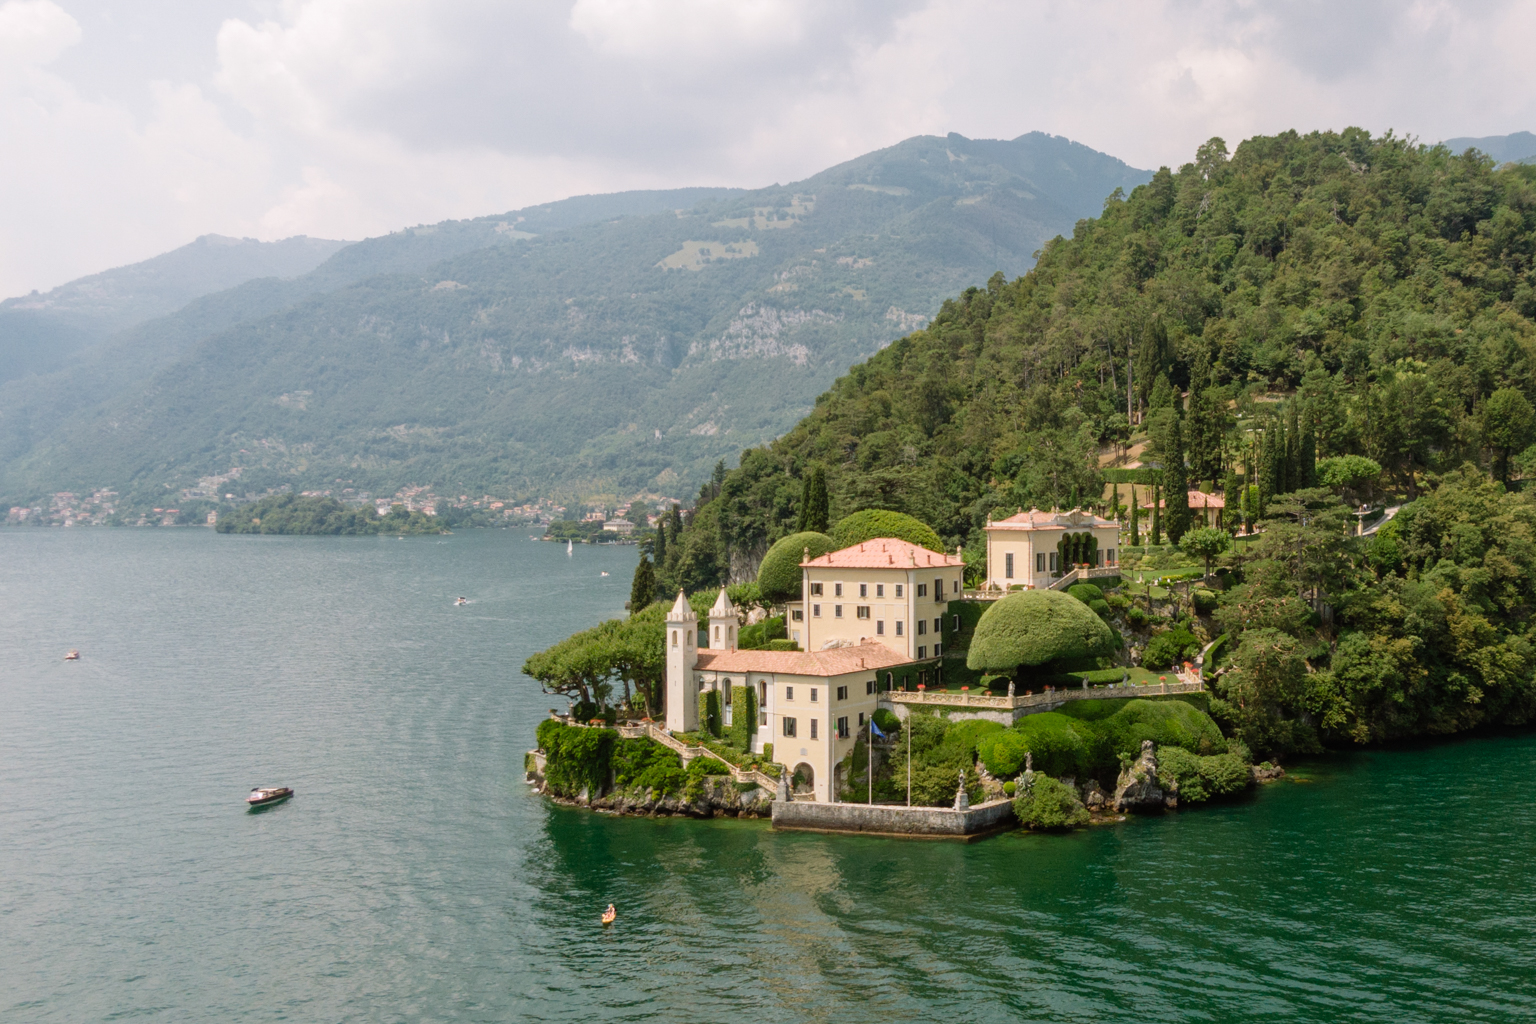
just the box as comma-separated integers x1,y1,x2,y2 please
982,508,1120,591
664,537,963,802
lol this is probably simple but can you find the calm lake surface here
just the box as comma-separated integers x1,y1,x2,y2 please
2,528,1534,1023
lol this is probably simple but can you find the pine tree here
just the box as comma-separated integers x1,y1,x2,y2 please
1164,415,1193,544
630,556,656,615
1129,484,1140,545
804,467,829,533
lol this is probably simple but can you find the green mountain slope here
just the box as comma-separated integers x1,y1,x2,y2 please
0,133,1148,506
669,128,1536,573
0,234,350,384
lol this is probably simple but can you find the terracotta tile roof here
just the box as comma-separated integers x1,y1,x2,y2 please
801,537,963,569
986,507,1117,532
694,641,913,677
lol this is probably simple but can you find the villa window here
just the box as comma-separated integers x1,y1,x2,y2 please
933,618,942,634
759,711,768,726
858,711,865,726
1107,548,1115,564
884,672,893,688
859,583,867,598
896,584,904,598
917,620,927,636
917,583,927,597
834,605,843,618
1049,553,1058,572
876,584,884,597
810,718,818,739
866,680,875,695
811,688,819,703
759,681,767,702
785,686,794,700
835,583,843,597
934,578,944,598
917,646,926,659
812,604,821,617
876,620,885,635
671,630,678,647
836,685,848,701
934,643,943,657
952,614,960,631
1037,553,1045,573
811,582,823,596
896,621,904,636
783,717,797,737
857,606,870,619
837,716,849,739
714,625,721,640
1005,552,1014,579
792,608,804,621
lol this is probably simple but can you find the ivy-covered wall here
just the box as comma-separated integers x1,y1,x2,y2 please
729,684,758,750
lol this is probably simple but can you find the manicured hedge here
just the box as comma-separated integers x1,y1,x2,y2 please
967,590,1117,672
829,510,944,552
756,532,836,604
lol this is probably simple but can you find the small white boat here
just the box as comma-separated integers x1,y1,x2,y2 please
600,571,609,577
247,786,293,810
566,539,573,556
63,650,80,661
455,597,468,606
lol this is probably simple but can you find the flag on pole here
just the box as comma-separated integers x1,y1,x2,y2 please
869,717,887,740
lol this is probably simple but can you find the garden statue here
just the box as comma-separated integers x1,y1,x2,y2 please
1007,681,1015,697
952,769,970,812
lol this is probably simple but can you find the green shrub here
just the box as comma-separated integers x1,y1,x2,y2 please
1192,588,1219,614
536,721,616,798
1098,699,1225,762
756,532,836,604
1008,712,1109,778
764,639,800,651
977,730,1032,775
612,737,687,795
1002,780,1017,797
967,590,1118,672
698,689,722,738
1106,592,1132,611
829,510,944,552
728,685,758,750
1156,746,1250,803
1067,583,1104,603
1088,598,1112,617
1143,625,1199,670
872,708,901,733
1013,775,1090,829
1126,606,1150,627
738,615,787,650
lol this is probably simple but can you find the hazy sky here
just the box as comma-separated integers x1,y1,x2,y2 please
3,0,1534,298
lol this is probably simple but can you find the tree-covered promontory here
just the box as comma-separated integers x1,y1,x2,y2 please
647,129,1536,758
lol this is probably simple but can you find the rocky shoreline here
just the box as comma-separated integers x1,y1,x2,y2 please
527,770,776,819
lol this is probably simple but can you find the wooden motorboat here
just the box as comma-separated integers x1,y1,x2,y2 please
63,650,80,661
601,904,616,926
247,786,293,809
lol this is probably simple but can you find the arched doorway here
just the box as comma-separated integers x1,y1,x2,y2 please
792,762,815,796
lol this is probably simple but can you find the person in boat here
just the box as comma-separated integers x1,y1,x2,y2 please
602,903,616,924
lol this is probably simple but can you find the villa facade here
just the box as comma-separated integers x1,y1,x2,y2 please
665,537,967,802
982,508,1120,591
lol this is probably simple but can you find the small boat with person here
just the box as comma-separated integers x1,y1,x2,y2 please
247,786,293,810
601,903,616,926
63,650,80,661
455,596,468,605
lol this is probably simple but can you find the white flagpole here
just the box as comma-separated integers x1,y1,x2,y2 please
868,714,873,805
906,711,911,807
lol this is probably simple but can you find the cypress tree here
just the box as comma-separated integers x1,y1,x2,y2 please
630,556,656,614
1150,480,1162,546
653,521,667,568
794,474,813,532
804,467,829,533
1164,415,1193,544
1284,403,1301,493
1129,484,1140,545
1257,429,1273,520
1299,408,1317,489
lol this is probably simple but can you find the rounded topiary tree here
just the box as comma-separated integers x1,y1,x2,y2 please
829,510,944,553
756,531,836,605
966,590,1117,674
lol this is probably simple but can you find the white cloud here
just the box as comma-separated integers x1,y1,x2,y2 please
3,0,1536,297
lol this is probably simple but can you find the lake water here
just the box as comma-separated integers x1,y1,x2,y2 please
2,528,1534,1023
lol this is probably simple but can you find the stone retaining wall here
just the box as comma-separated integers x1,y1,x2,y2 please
771,798,1016,838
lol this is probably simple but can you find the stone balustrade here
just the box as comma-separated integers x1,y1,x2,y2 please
884,677,1203,713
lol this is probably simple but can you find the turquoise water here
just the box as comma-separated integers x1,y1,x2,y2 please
2,529,1534,1023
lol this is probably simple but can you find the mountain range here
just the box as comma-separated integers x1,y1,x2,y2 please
0,132,1149,509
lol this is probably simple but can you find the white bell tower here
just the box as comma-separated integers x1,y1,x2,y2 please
664,590,698,732
707,587,737,651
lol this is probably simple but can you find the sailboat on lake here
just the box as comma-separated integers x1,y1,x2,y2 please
566,539,573,556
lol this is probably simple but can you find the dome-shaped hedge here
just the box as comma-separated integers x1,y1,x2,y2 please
756,531,837,604
966,590,1117,672
829,510,944,553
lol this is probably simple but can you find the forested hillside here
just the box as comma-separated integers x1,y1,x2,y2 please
650,128,1536,755
0,133,1147,508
